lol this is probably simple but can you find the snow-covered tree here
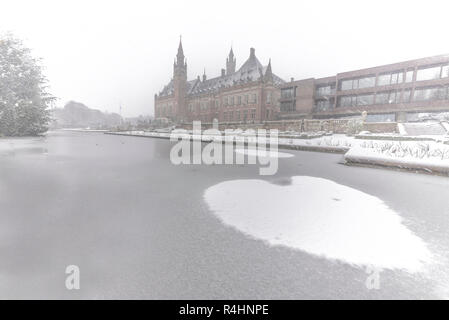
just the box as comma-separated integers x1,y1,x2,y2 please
0,33,55,136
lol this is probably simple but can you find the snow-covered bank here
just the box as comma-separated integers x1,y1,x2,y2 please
106,131,353,154
106,130,449,175
345,141,449,174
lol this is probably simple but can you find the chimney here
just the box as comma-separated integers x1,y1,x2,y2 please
291,77,294,82
250,48,255,58
221,69,226,77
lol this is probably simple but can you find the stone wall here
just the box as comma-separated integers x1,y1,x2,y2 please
362,122,398,133
177,119,398,134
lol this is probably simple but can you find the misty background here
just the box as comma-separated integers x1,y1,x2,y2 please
2,0,448,117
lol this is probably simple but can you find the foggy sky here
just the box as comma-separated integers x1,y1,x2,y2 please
2,0,449,117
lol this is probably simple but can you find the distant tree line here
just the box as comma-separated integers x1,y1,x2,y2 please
0,33,55,136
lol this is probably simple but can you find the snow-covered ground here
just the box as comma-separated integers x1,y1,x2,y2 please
401,122,447,136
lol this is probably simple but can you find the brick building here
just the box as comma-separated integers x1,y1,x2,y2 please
280,54,449,122
154,39,285,123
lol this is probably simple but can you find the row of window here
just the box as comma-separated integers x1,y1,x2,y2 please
316,85,336,96
157,103,173,115
377,70,413,86
223,93,259,107
187,92,273,112
337,90,409,108
280,100,295,112
281,87,295,99
188,100,218,113
414,86,449,101
416,64,449,81
339,63,449,91
223,109,257,121
340,76,376,91
315,98,335,111
337,85,449,108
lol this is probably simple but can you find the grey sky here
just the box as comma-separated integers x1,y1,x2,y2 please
2,0,449,117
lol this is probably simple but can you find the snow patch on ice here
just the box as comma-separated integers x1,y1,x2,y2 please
204,176,432,272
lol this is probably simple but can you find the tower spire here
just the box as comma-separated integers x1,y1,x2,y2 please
172,36,187,122
264,58,273,83
176,35,184,64
174,36,187,77
226,46,236,75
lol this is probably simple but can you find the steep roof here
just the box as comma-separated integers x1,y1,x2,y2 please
158,48,285,97
158,79,197,97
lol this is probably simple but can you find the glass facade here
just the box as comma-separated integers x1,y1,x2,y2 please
416,65,442,81
358,77,376,89
405,70,414,82
403,89,411,103
285,57,449,116
413,86,448,101
281,87,295,99
338,96,354,108
340,80,353,91
340,76,375,91
337,94,374,107
377,71,404,86
315,99,334,111
443,65,449,78
416,64,449,81
377,74,391,86
280,100,295,112
376,91,399,104
357,94,374,105
316,85,335,96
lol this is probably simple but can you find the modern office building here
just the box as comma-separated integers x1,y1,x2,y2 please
280,54,449,121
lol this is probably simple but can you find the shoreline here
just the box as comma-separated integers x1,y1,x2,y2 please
105,130,449,176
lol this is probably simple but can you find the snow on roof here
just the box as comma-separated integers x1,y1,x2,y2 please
158,49,285,98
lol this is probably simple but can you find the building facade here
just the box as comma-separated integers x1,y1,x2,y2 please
280,54,449,122
154,40,285,123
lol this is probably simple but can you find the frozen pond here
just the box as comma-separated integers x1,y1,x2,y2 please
1,131,449,299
